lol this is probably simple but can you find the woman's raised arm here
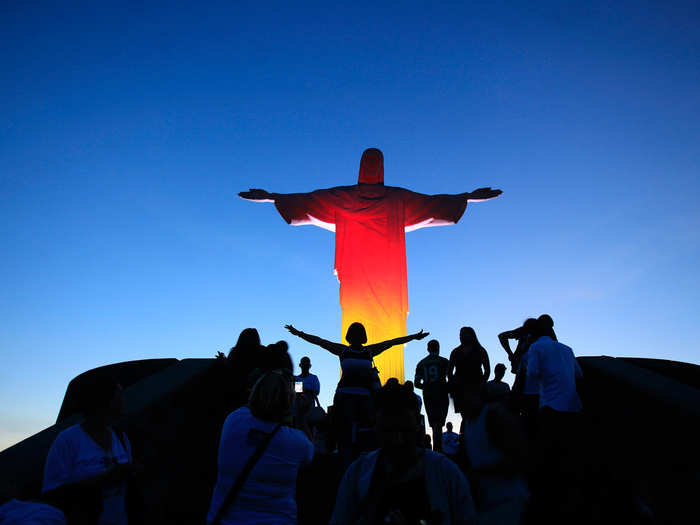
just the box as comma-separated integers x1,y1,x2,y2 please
285,325,345,356
366,330,429,356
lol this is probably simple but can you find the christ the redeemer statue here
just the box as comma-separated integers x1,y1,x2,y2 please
240,148,501,383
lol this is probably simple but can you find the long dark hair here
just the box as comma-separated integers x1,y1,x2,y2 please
345,322,367,346
459,326,487,354
227,327,261,359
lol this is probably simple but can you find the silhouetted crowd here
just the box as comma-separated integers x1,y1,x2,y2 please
0,315,657,524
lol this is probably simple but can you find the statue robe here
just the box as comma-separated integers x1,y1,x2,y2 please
274,184,468,383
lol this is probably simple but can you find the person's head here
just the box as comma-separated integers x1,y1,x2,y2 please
374,382,421,462
299,356,311,374
345,322,367,346
537,314,557,340
358,148,384,185
228,327,261,359
494,363,506,381
248,370,294,422
522,318,538,337
533,314,556,341
427,339,440,354
405,380,414,392
77,373,125,423
236,328,260,349
446,422,453,432
264,340,293,372
424,434,432,449
459,326,478,346
385,377,400,387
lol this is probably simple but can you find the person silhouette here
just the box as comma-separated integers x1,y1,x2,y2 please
415,339,450,452
498,318,536,373
285,322,428,467
485,363,511,403
329,382,476,525
442,422,460,460
42,375,140,525
240,148,501,383
448,327,490,414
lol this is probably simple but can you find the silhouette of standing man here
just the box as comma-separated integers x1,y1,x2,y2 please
240,148,501,383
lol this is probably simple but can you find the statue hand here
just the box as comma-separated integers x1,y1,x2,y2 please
467,187,502,201
239,188,275,201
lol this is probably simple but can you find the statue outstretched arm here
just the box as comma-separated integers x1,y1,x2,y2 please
367,330,429,356
285,325,345,356
239,189,279,202
460,187,502,202
404,187,502,232
240,188,338,228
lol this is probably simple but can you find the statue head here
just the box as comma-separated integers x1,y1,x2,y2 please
358,148,384,185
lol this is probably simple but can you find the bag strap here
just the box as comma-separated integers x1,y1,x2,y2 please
210,422,283,525
114,427,130,460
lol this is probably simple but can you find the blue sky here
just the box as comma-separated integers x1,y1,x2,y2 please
2,1,699,450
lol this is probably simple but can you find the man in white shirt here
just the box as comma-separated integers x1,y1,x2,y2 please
526,327,582,414
525,316,584,522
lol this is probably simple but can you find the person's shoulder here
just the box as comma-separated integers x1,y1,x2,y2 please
345,449,379,476
0,499,66,524
53,424,84,445
424,450,462,475
416,355,430,366
559,341,574,353
279,425,313,448
529,337,547,351
225,406,252,425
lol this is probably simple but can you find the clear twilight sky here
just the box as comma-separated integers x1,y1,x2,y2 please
2,1,699,451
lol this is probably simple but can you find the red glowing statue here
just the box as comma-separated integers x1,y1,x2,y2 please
240,148,501,382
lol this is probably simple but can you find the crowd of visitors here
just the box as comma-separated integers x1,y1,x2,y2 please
1,313,596,525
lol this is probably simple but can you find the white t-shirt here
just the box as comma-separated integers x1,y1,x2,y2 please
0,499,66,525
294,373,320,396
526,336,583,412
42,424,132,525
207,406,314,525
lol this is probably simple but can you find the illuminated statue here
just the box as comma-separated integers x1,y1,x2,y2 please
239,148,501,383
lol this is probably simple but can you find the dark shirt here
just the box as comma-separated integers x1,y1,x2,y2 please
370,459,431,525
415,354,449,393
450,345,487,385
